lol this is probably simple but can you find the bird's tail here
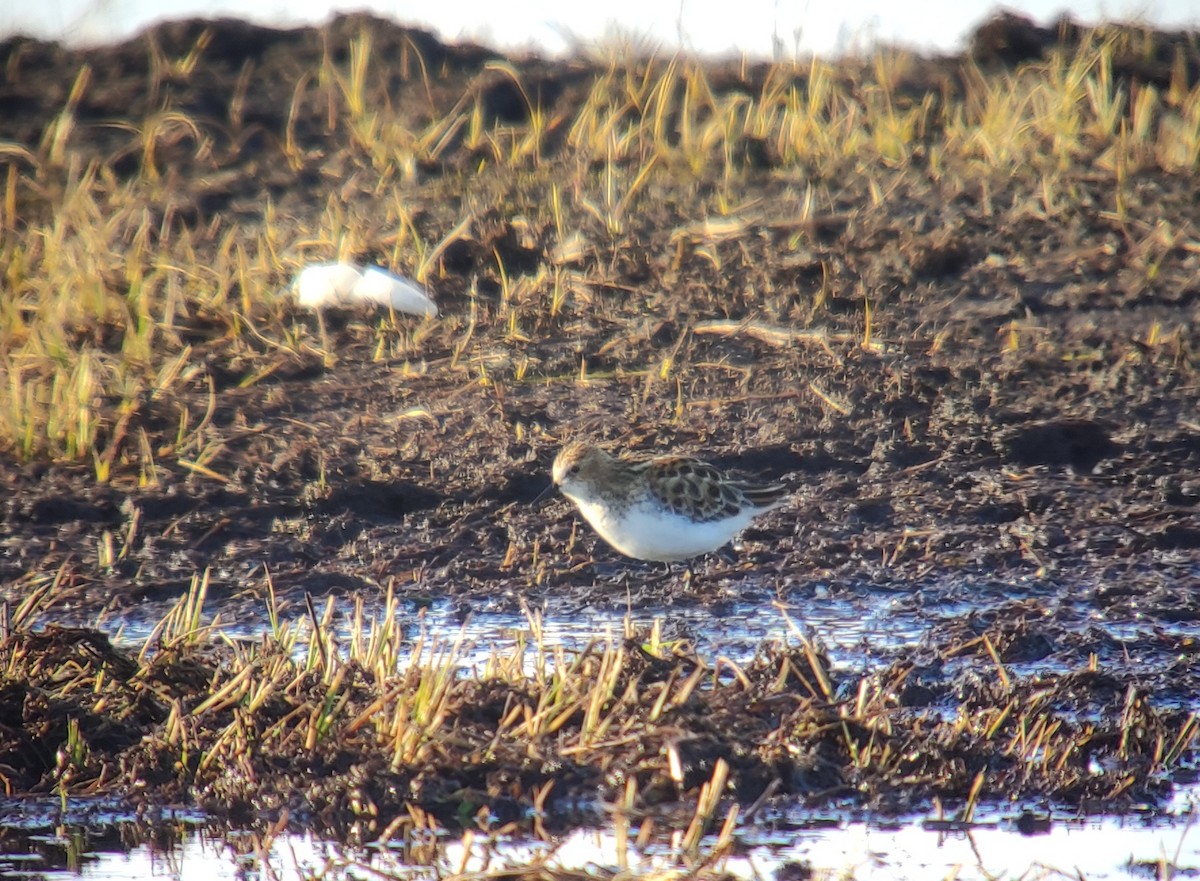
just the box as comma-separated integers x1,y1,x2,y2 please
741,483,790,510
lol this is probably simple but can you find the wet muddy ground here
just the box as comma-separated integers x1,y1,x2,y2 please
0,11,1198,841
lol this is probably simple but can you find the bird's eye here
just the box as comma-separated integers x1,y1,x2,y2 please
568,464,580,476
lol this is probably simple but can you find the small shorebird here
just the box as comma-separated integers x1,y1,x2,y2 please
551,441,789,563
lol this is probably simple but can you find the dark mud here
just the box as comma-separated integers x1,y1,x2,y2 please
0,11,1198,834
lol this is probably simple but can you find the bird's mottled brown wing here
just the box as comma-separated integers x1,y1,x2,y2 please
640,456,758,523
738,481,790,509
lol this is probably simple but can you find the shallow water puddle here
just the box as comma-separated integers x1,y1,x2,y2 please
338,589,928,672
94,585,929,672
1,801,1197,881
92,573,1194,683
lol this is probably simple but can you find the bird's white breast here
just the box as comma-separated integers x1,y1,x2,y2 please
572,496,760,562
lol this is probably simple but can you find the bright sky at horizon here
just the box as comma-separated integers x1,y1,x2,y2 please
4,0,1200,57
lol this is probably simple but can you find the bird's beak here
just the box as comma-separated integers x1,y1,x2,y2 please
531,480,557,507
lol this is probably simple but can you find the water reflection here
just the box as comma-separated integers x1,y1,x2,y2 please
0,804,1196,881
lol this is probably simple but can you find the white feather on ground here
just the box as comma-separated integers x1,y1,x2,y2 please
293,263,438,317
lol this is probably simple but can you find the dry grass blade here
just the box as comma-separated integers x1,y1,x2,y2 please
691,319,844,359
